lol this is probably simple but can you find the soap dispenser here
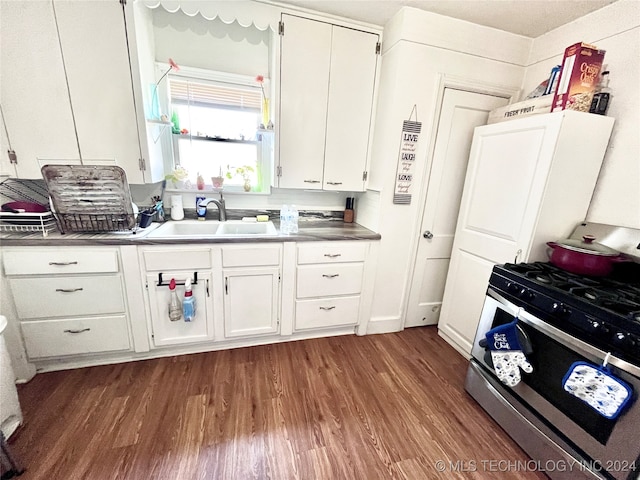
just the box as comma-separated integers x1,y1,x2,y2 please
183,278,196,322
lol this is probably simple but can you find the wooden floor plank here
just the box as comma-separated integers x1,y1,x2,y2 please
8,327,546,479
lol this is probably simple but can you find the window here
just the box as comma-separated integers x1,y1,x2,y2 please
167,67,272,192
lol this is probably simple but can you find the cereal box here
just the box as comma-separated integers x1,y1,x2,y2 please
552,42,605,112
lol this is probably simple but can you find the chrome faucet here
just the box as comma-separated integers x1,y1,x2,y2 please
198,192,227,221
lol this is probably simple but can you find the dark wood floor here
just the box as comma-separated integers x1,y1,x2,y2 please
9,327,546,479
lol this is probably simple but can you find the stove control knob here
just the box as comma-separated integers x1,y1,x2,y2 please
552,302,571,317
519,288,535,301
587,319,608,334
612,332,633,348
506,282,520,295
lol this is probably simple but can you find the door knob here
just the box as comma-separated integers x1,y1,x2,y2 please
423,230,434,239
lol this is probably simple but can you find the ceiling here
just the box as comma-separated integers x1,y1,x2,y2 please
272,0,618,38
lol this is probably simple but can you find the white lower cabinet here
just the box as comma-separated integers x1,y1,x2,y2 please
223,268,280,338
145,271,214,346
294,242,368,331
2,247,132,360
221,245,282,339
141,248,214,347
21,315,130,358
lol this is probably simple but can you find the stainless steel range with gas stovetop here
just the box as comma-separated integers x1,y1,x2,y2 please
465,223,640,480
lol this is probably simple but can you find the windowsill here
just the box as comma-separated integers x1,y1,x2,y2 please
164,187,272,196
173,133,259,145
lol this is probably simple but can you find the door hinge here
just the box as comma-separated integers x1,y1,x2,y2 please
362,171,368,181
278,273,281,282
138,158,146,171
277,165,282,177
375,42,381,55
145,280,148,290
279,21,284,36
7,150,17,165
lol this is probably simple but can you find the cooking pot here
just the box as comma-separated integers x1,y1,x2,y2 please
546,235,627,276
1,201,48,214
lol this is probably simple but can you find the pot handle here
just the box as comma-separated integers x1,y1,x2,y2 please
545,241,558,260
546,241,558,248
611,253,632,264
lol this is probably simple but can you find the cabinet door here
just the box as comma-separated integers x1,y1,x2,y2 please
54,1,144,183
223,268,279,338
438,114,564,355
278,14,331,189
323,26,378,192
146,272,213,346
0,1,79,178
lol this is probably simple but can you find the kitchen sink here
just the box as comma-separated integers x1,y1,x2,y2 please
146,220,278,238
217,221,278,236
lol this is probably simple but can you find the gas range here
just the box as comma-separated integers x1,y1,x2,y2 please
489,261,640,366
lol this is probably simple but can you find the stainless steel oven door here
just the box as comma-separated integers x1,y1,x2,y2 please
471,289,640,480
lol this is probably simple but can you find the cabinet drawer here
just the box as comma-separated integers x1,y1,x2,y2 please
295,296,360,330
296,263,363,298
143,249,212,271
297,242,368,264
21,315,130,358
10,276,125,319
3,248,119,275
222,245,281,267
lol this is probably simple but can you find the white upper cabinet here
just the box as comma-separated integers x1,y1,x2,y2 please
278,14,379,191
0,1,78,178
0,0,146,183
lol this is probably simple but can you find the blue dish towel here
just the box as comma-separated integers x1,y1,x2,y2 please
562,361,633,419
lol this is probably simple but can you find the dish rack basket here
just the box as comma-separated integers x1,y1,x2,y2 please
0,177,57,237
42,165,138,234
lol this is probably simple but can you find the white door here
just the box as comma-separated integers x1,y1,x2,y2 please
405,89,509,328
223,268,280,338
147,271,214,346
438,113,564,355
278,15,331,189
322,25,378,192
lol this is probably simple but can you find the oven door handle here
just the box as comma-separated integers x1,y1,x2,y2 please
487,288,640,378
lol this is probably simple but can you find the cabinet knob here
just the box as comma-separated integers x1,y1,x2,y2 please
423,230,434,239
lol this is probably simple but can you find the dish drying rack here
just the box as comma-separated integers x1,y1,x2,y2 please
0,177,57,237
42,165,138,234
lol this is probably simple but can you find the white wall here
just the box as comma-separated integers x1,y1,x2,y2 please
361,8,529,332
152,8,270,77
521,0,640,228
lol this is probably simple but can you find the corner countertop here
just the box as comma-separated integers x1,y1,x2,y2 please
0,219,380,247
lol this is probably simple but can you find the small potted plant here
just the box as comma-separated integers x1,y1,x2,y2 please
165,165,188,189
211,166,225,189
226,165,255,192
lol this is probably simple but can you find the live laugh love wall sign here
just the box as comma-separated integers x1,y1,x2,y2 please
393,105,421,204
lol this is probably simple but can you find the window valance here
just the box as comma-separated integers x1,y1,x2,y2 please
139,0,280,32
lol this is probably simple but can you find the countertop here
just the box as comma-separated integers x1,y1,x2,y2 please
0,219,380,246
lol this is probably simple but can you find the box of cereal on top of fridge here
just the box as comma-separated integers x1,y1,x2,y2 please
552,42,605,113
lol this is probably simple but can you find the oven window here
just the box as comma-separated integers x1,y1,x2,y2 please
491,310,617,445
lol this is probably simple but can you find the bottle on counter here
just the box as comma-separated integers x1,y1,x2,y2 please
183,278,196,322
196,196,206,220
589,70,611,115
170,195,184,221
280,204,290,234
344,197,355,223
196,172,205,190
168,278,182,322
290,205,299,233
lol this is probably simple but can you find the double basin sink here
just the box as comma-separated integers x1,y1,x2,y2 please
147,220,279,238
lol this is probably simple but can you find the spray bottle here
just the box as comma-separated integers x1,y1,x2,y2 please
183,278,196,322
168,278,182,322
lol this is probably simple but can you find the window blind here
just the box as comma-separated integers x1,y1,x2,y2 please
170,78,261,111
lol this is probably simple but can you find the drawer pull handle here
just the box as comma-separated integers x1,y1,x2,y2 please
319,306,336,311
303,179,321,183
55,288,84,293
326,182,343,185
63,328,90,334
324,254,341,258
322,274,339,278
49,261,78,266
